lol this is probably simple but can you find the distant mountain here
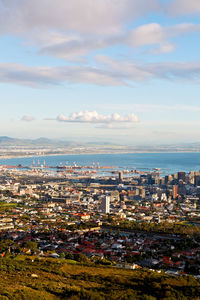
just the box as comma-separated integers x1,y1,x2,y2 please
1,136,200,151
0,136,20,145
0,136,119,148
0,136,16,142
0,136,76,147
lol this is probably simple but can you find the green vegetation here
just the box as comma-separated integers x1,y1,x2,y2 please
103,220,200,236
0,201,18,213
0,256,199,299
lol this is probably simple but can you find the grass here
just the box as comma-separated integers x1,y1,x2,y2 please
0,256,199,299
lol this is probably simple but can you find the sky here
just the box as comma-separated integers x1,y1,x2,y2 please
1,0,200,145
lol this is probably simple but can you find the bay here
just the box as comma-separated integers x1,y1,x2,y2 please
1,152,200,175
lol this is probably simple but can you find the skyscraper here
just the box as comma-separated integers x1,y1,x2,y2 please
172,185,178,199
178,172,186,182
119,171,123,183
101,196,110,214
194,175,200,186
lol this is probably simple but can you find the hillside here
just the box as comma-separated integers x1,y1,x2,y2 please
0,136,75,147
0,256,199,299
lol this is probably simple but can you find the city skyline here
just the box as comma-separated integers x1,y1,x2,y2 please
1,0,200,145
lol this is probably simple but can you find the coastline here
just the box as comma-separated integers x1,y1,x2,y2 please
0,150,200,160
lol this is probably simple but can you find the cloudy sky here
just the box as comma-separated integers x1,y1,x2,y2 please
1,0,200,145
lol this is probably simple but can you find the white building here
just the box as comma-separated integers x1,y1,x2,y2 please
101,196,110,214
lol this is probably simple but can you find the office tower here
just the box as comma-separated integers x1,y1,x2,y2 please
135,188,140,196
178,181,186,195
174,173,178,179
101,196,110,214
141,188,146,199
165,175,169,184
168,175,173,183
178,172,186,182
119,171,123,182
194,175,200,186
172,185,178,199
164,175,173,184
189,171,195,184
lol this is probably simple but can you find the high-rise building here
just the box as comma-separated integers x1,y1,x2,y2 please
178,181,186,195
194,175,200,186
172,185,178,199
135,188,140,196
101,196,110,214
174,173,178,179
141,188,146,199
189,171,195,184
165,175,169,184
178,172,186,182
119,171,123,182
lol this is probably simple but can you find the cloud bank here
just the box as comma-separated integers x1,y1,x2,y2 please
56,111,139,124
0,0,159,35
0,1,200,61
37,22,200,59
1,58,200,88
168,0,200,15
0,1,200,88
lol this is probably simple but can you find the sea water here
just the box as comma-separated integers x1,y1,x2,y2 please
1,152,200,175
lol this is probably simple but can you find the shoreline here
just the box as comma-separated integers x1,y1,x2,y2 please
0,150,200,161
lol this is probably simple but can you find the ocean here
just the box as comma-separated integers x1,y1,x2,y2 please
1,153,200,175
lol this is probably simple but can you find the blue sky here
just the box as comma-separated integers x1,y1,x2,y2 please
0,0,200,145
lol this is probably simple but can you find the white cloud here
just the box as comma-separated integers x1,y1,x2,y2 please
56,111,139,124
21,115,35,122
0,0,199,60
127,23,164,47
38,33,124,61
0,63,61,87
0,1,200,63
0,1,177,61
1,59,200,88
168,0,200,15
96,55,200,84
38,34,115,61
0,0,159,35
168,23,200,36
0,62,128,87
39,22,186,60
127,22,200,54
33,22,200,59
